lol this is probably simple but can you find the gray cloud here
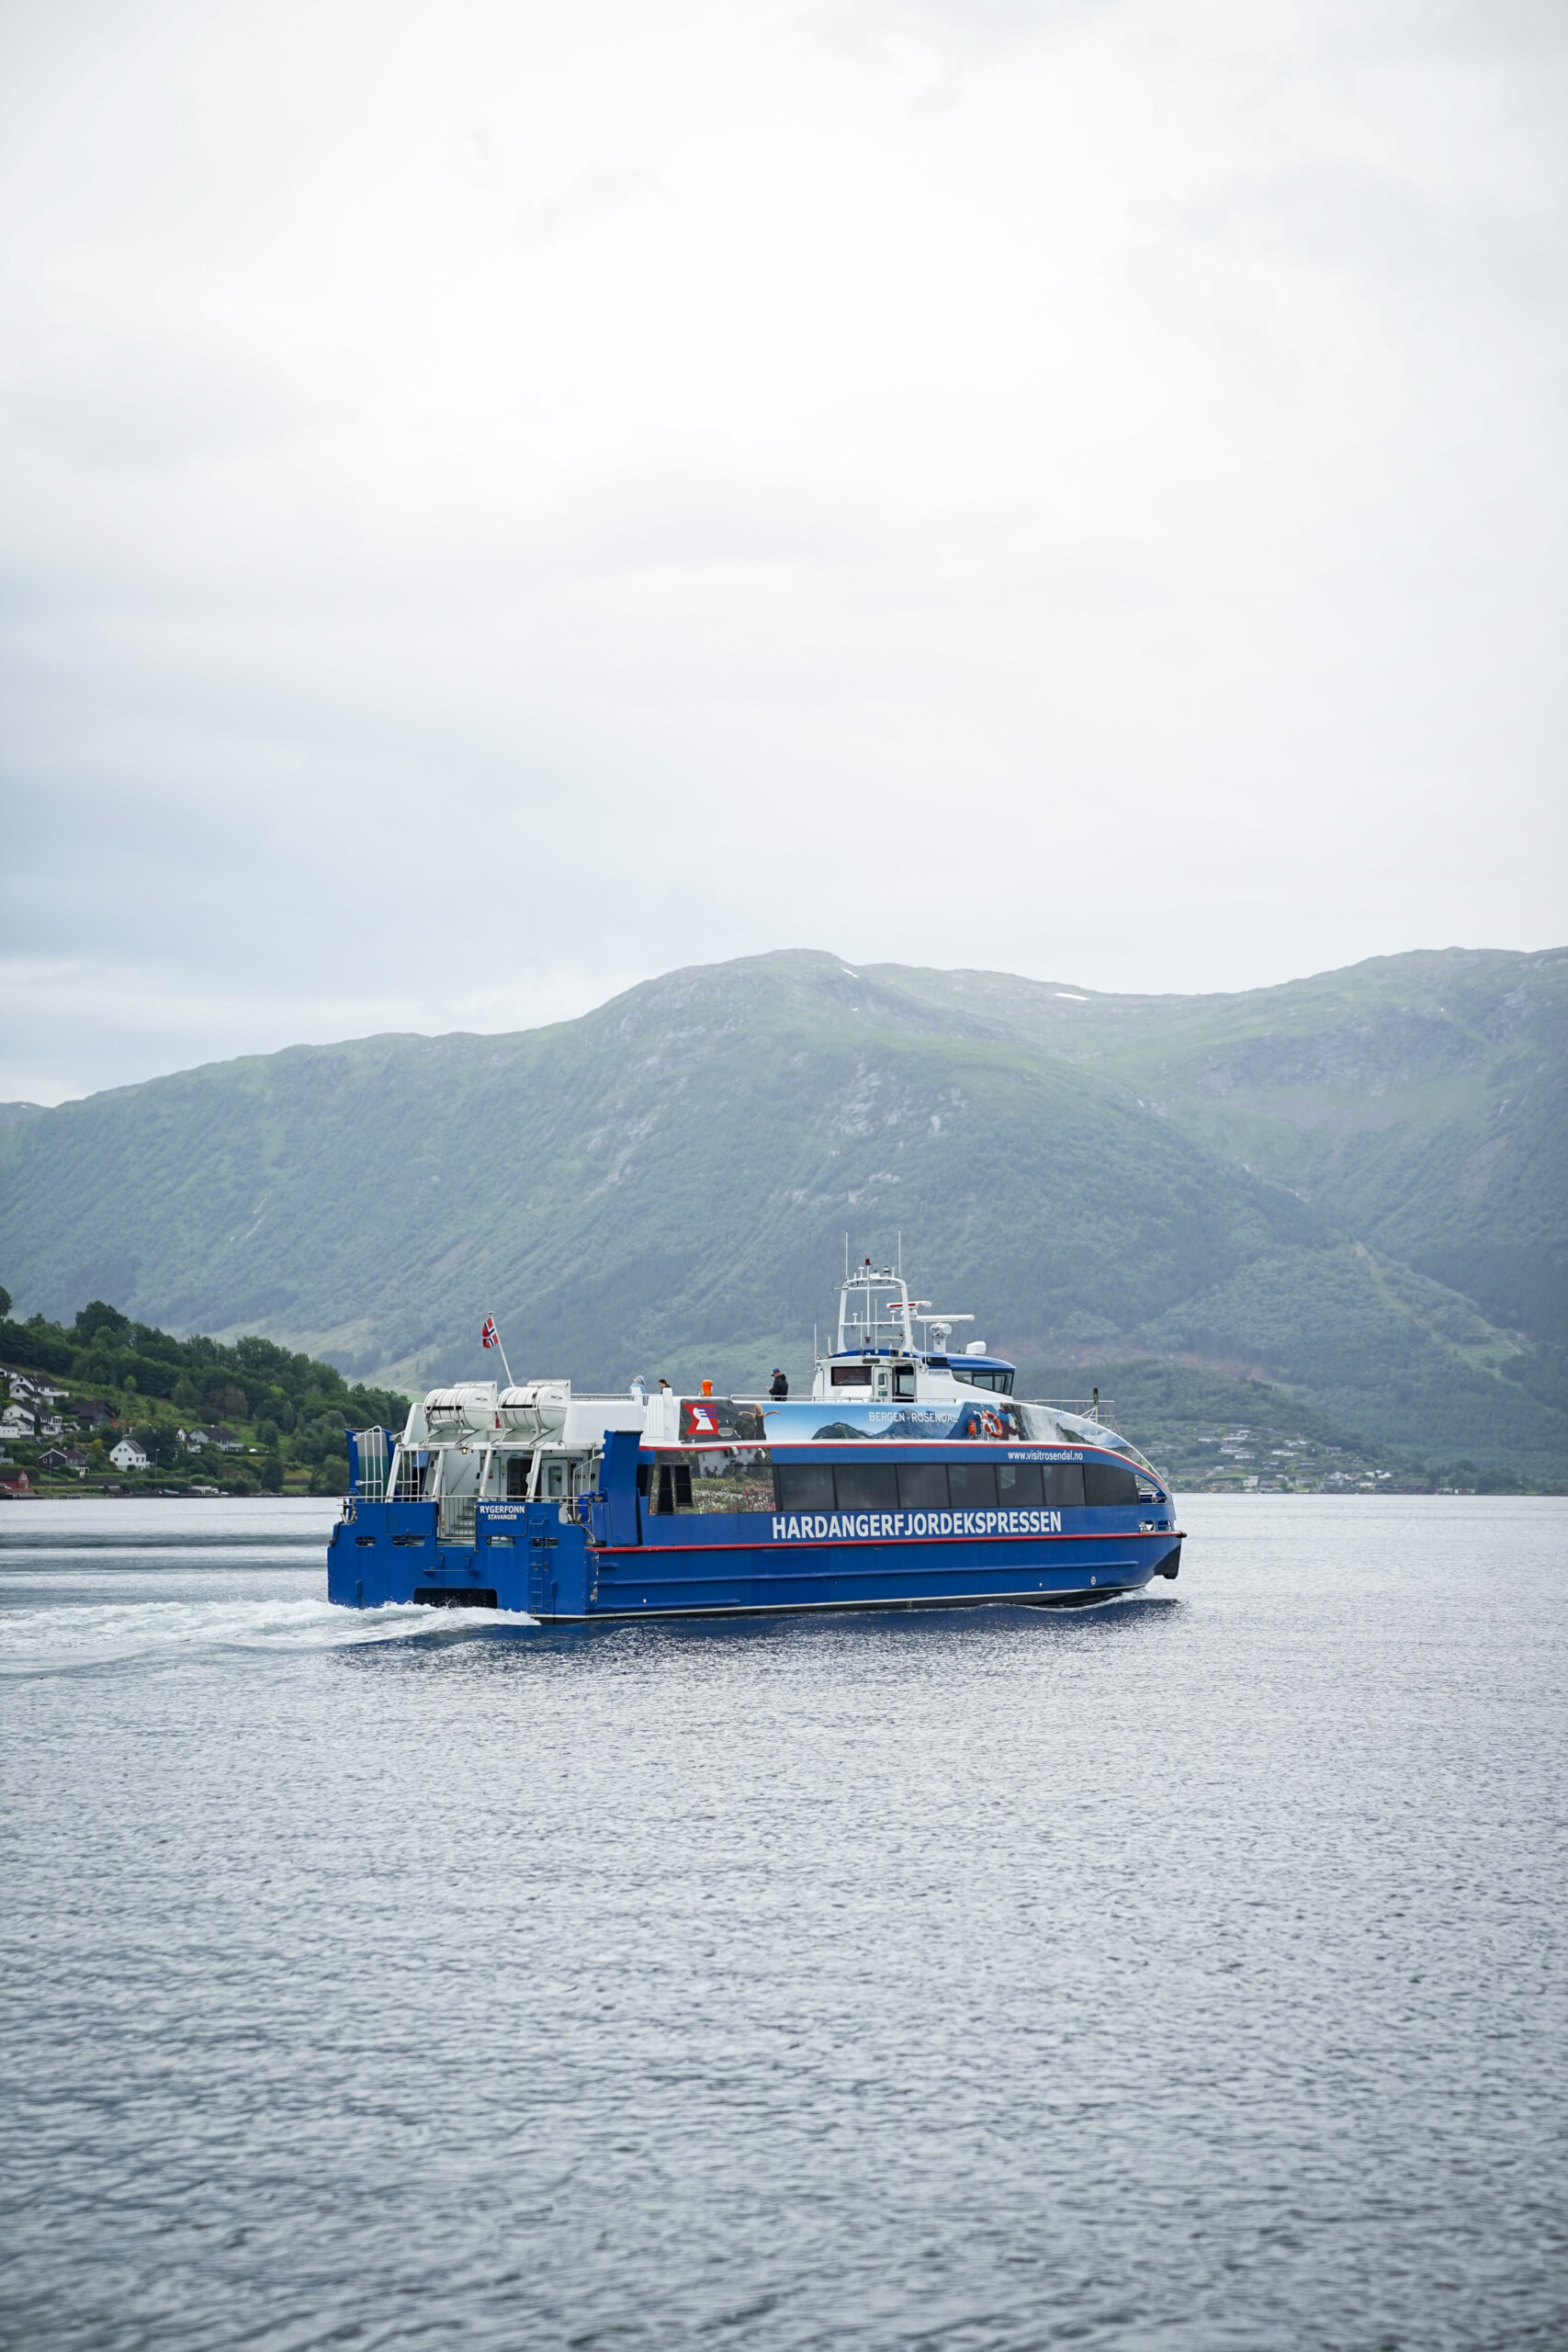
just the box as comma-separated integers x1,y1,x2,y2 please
4,316,311,472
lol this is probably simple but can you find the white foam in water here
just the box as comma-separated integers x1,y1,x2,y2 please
0,1592,539,1672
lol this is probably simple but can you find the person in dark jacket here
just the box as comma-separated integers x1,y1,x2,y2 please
769,1368,789,1400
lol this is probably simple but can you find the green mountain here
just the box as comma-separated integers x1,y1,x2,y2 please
2,945,1564,1479
886,946,1568,1347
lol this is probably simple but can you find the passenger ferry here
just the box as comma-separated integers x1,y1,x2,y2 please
328,1262,1182,1620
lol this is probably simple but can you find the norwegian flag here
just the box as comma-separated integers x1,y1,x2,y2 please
481,1316,500,1350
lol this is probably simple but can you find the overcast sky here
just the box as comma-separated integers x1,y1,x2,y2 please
4,0,1564,1103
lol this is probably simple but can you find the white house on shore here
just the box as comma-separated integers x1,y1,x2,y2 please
109,1437,150,1472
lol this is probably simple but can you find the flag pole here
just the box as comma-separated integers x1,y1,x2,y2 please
483,1317,514,1387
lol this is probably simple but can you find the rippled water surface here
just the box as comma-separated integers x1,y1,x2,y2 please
3,1495,1565,2351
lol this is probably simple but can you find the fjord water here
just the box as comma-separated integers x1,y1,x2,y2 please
3,1499,1564,2352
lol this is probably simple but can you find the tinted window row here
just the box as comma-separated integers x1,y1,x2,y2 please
774,1458,1139,1512
641,1450,774,1515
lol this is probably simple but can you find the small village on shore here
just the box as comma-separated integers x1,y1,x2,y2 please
0,1289,407,1502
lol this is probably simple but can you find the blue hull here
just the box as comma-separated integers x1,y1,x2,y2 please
329,1498,1181,1621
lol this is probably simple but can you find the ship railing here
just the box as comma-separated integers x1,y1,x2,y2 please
390,1455,426,1502
349,1426,391,1501
1029,1396,1114,1427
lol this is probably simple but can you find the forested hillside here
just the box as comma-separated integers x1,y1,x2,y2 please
0,1294,408,1494
2,945,1563,1479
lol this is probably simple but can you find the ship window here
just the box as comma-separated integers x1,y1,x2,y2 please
897,1463,949,1510
892,1364,916,1400
1043,1463,1086,1510
653,1448,773,1513
695,1447,773,1512
834,1462,897,1511
998,1462,1043,1509
829,1363,871,1388
654,1462,694,1514
951,1366,1014,1395
506,1455,531,1498
1083,1462,1138,1508
776,1462,835,1512
948,1461,998,1510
